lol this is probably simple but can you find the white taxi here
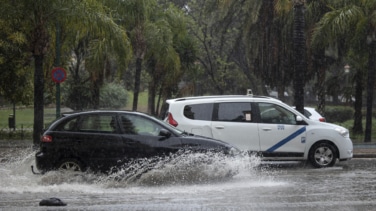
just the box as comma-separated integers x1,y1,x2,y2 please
164,94,353,168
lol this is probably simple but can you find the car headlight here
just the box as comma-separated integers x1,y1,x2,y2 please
335,127,349,138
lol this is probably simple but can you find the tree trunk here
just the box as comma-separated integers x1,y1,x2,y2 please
364,41,376,142
352,69,363,135
92,79,101,109
317,65,326,115
33,54,44,146
133,58,142,111
148,80,156,115
293,2,306,114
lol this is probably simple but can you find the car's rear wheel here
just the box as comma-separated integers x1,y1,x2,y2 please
309,143,337,168
58,159,85,172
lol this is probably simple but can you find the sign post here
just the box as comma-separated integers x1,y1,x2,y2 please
51,67,67,118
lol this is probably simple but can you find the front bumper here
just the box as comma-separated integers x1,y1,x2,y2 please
338,137,353,161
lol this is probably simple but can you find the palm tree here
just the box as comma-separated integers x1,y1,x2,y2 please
313,0,376,142
110,0,156,111
1,0,129,146
291,0,307,114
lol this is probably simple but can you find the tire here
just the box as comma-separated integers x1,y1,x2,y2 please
309,143,337,168
58,159,85,172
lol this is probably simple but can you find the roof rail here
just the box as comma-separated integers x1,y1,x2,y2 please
168,94,277,102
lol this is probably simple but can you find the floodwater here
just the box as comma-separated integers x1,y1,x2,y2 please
1,147,375,211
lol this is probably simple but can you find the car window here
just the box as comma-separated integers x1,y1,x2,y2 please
62,118,78,131
120,114,162,136
214,102,253,122
304,109,312,118
259,103,296,125
54,117,78,131
77,114,117,133
183,103,213,120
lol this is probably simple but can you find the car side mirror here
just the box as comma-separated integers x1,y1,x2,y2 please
159,129,171,138
296,116,303,122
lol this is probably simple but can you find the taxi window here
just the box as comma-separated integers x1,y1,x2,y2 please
183,103,213,121
258,103,296,125
214,102,253,122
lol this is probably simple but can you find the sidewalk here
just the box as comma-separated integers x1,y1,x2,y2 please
353,143,376,158
0,139,375,158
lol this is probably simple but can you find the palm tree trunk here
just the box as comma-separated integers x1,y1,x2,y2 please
92,79,101,109
317,65,326,115
33,54,44,146
352,69,363,135
364,41,376,142
133,58,142,111
148,80,156,115
293,2,306,114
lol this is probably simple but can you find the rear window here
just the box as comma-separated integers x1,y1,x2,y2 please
183,103,213,121
304,109,312,118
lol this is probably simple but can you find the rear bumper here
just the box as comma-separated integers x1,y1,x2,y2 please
35,151,55,171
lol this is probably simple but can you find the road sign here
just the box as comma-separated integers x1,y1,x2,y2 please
51,67,67,83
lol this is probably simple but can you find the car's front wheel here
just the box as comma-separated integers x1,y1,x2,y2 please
309,143,337,168
58,159,85,172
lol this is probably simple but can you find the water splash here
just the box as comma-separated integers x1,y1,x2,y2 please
99,151,258,187
0,148,287,194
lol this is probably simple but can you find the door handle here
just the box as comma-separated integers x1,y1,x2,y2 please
262,128,272,131
214,126,225,129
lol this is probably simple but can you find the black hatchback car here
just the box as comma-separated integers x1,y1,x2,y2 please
35,111,239,173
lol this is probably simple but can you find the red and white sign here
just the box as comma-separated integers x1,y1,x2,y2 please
51,67,67,83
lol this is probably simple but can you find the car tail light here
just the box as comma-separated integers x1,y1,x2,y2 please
41,135,52,143
167,112,178,127
319,118,326,122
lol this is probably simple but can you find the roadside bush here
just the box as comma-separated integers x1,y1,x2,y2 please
324,106,353,123
100,82,128,109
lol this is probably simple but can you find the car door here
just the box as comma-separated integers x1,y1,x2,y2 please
73,113,123,169
210,102,260,151
256,102,306,157
118,114,183,159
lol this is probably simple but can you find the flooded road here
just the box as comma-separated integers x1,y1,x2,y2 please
1,147,375,210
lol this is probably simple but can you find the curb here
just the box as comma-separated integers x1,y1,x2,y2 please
353,154,376,158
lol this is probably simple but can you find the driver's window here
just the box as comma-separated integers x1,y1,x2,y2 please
120,114,161,136
259,103,296,125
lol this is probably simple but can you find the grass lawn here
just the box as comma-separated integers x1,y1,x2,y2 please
0,91,149,129
124,91,149,112
0,107,57,129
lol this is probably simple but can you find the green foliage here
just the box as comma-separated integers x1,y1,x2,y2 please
324,106,354,123
100,82,128,109
334,117,376,143
0,18,32,105
62,81,92,111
